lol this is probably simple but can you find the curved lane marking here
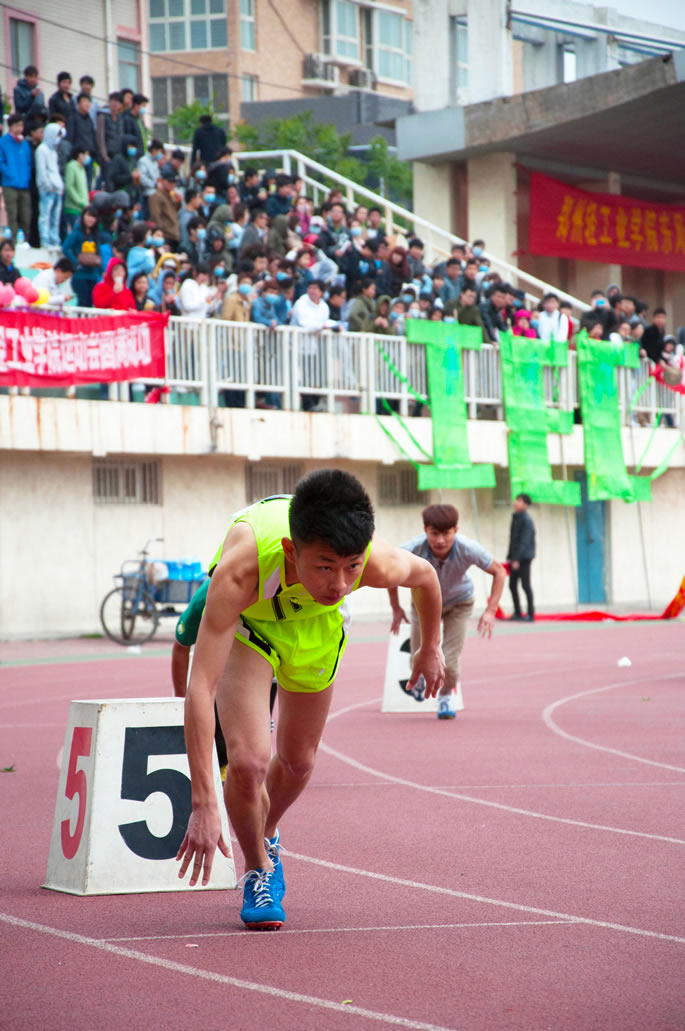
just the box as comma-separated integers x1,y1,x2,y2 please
541,673,685,773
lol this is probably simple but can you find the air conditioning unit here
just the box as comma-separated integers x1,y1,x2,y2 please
302,54,339,84
348,67,377,90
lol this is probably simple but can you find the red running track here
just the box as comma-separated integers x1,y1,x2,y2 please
1,620,684,1030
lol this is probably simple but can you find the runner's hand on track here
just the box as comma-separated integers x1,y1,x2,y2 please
478,610,495,638
407,644,445,699
177,805,231,886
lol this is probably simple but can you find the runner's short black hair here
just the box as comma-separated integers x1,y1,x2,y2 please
289,470,375,557
422,504,458,532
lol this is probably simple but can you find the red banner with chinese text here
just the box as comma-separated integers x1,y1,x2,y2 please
0,311,168,387
528,172,685,271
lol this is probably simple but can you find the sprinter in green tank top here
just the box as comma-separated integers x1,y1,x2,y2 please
177,469,445,930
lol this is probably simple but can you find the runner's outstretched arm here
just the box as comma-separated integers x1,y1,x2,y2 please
177,522,258,886
361,538,445,698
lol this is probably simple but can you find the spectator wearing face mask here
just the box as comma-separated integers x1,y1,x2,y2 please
35,122,65,248
149,167,181,249
68,93,99,173
96,91,124,183
137,139,165,206
123,94,148,159
265,175,293,218
199,186,217,220
222,273,253,322
206,146,234,199
126,222,157,285
205,224,233,271
239,208,269,255
184,216,207,265
104,135,142,202
471,239,486,261
251,279,288,329
92,257,135,310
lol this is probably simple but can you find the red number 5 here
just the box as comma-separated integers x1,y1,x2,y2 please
61,726,93,859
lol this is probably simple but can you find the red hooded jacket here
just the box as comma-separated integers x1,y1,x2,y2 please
92,257,135,311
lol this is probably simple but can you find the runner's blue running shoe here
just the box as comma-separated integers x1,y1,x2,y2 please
265,829,285,900
239,868,285,930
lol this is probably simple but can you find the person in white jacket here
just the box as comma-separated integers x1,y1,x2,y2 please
178,263,227,319
137,138,165,217
536,292,570,342
35,122,65,248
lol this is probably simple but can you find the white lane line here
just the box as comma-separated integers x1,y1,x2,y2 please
0,911,455,1031
311,781,685,790
280,850,685,946
318,740,685,845
104,920,574,942
541,673,685,773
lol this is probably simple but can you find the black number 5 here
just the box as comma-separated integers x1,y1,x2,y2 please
118,726,192,860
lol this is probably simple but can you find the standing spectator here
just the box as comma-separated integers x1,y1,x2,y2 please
446,285,483,331
290,279,330,331
191,113,227,165
365,206,386,241
178,188,204,251
105,136,141,199
33,257,75,305
239,166,266,210
14,65,47,125
120,88,134,113
537,292,569,341
96,91,124,184
457,258,482,301
184,216,207,265
68,93,98,173
222,273,254,322
239,208,269,254
78,76,100,127
126,222,156,284
439,258,464,306
25,120,44,247
137,138,165,215
62,205,105,307
265,175,293,218
92,257,135,310
63,147,90,232
48,73,75,124
641,308,667,365
507,493,536,622
347,279,377,332
123,94,148,158
206,146,234,199
0,114,34,240
407,238,426,280
148,168,181,248
316,201,351,263
178,263,226,318
479,285,508,343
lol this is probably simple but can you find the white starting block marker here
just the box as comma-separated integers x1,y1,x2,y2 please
381,633,464,714
44,698,235,895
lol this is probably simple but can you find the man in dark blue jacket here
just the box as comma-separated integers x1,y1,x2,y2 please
507,493,536,621
14,65,47,126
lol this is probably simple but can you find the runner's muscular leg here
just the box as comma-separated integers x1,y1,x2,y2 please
215,639,274,873
265,683,334,839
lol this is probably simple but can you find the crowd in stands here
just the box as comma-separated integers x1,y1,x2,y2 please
1,63,683,407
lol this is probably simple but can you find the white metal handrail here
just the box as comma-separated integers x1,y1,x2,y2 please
43,307,683,429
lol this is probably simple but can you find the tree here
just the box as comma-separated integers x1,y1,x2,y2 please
233,111,413,208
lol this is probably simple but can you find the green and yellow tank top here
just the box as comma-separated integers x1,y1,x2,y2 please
209,495,370,623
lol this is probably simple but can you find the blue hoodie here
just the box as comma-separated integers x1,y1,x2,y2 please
0,132,33,189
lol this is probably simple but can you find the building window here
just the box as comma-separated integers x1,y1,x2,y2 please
559,44,577,83
241,74,258,102
322,0,360,62
245,463,302,504
151,74,229,142
93,460,161,505
375,10,412,84
149,0,227,53
9,17,35,75
240,0,256,51
377,466,422,506
118,40,141,92
450,15,468,102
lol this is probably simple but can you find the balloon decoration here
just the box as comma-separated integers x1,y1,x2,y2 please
32,287,50,306
0,283,15,306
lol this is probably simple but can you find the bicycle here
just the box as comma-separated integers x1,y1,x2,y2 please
99,538,164,646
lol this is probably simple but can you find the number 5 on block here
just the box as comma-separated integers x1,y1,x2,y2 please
44,698,235,895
